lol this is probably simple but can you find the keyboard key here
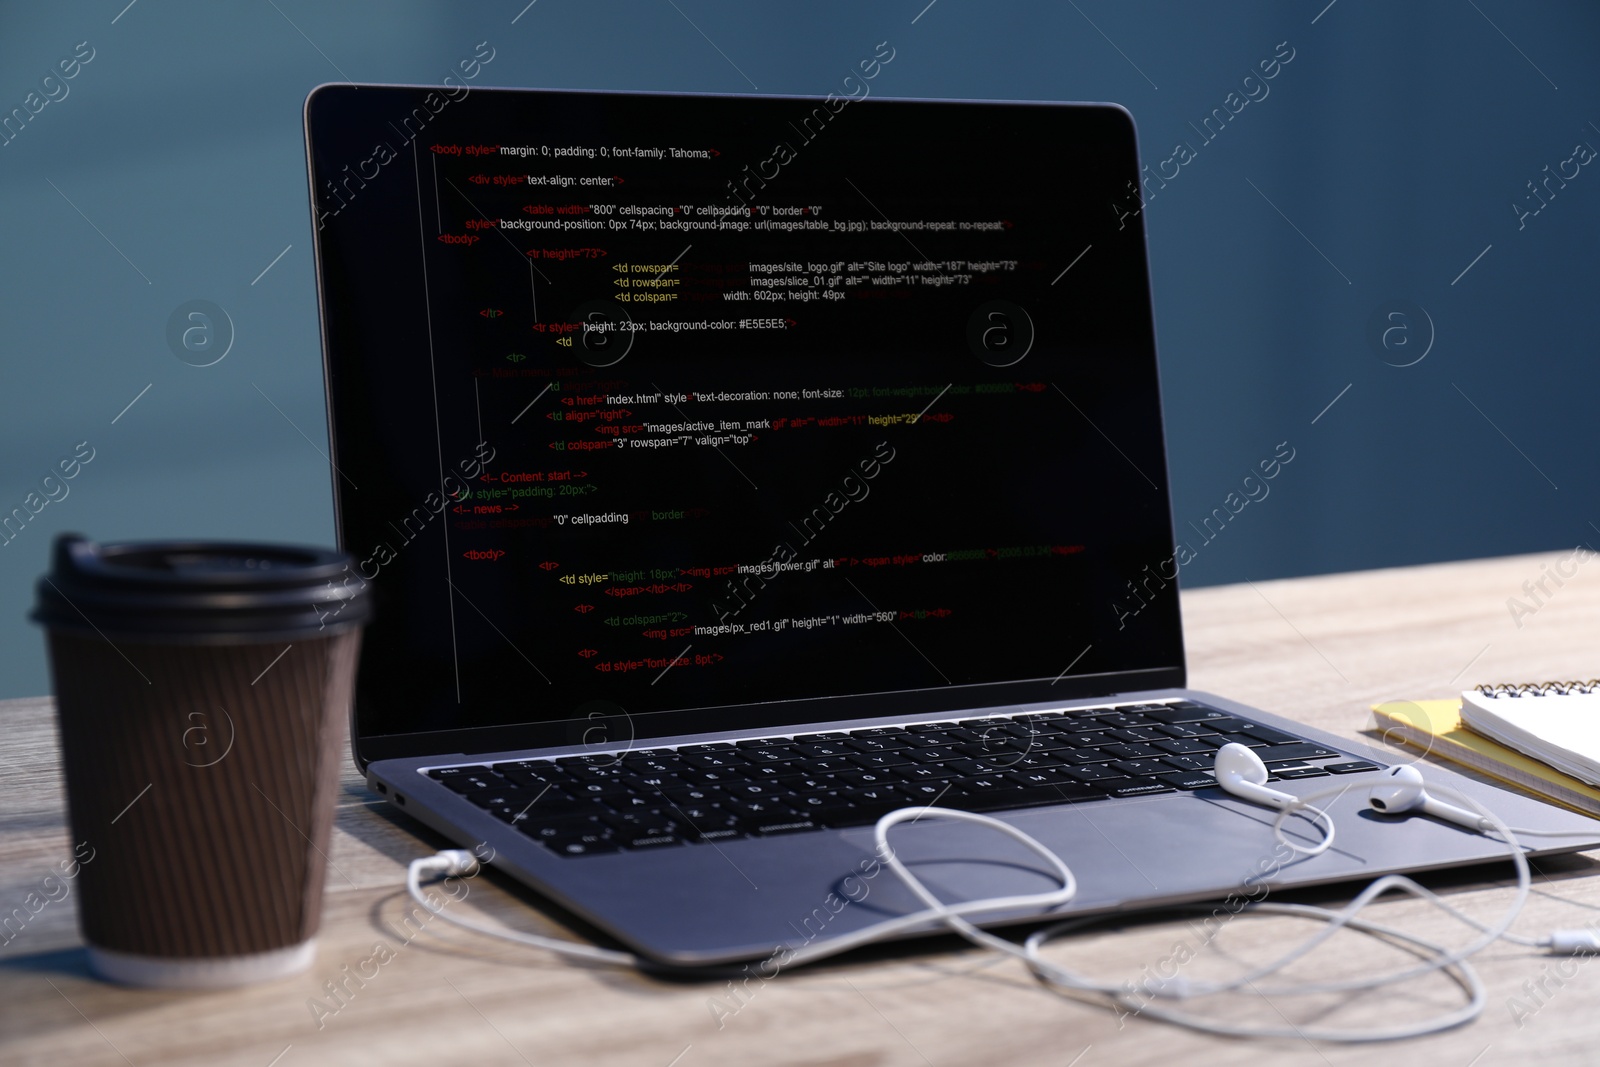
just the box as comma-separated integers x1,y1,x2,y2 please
1151,737,1213,755
557,754,630,769
566,764,634,781
744,818,819,836
948,729,1021,748
1053,717,1112,733
1155,772,1217,790
849,752,915,770
1215,732,1272,750
724,797,796,819
571,780,635,798
1005,753,1065,771
598,812,677,836
846,736,908,754
840,786,910,808
621,757,686,777
901,731,961,748
1101,743,1161,759
515,792,604,816
1063,732,1118,748
662,803,732,825
490,806,537,827
905,747,963,763
955,742,1018,760
1155,722,1221,739
520,815,608,841
489,760,562,780
1232,723,1302,745
497,769,577,793
1272,767,1331,780
438,773,499,793
942,758,1012,776
956,783,1106,811
618,832,683,849
1258,743,1339,763
682,768,751,785
809,802,867,826
1109,759,1172,778
1002,769,1070,788
628,775,687,794
1324,761,1383,774
1140,705,1228,724
691,826,746,843
662,786,722,804
794,742,854,758
1056,763,1120,783
1159,754,1213,772
465,788,524,811
899,781,958,802
1108,727,1166,743
950,775,1010,793
547,834,621,857
769,773,837,792
788,792,846,811
1101,777,1176,798
680,753,749,770
724,780,782,798
800,757,857,774
1094,712,1154,728
898,763,959,780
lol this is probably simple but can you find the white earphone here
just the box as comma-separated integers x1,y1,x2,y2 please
1216,743,1491,835
1212,743,1298,808
1213,742,1337,855
1366,764,1492,831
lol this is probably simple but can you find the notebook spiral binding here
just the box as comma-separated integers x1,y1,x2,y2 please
1475,680,1600,698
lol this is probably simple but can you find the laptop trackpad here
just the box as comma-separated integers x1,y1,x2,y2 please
834,796,1322,922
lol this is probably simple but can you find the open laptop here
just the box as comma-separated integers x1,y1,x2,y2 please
303,84,1600,966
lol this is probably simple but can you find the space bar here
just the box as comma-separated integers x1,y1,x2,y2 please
955,783,1107,811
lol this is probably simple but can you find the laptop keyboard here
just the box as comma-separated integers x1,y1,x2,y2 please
422,700,1381,857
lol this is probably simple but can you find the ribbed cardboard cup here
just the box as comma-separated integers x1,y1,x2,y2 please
33,534,371,988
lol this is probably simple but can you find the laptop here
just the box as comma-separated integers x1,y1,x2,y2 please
303,84,1600,966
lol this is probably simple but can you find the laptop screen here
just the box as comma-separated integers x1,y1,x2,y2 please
305,85,1182,756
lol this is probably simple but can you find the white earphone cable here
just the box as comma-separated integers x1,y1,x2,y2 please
404,767,1597,1042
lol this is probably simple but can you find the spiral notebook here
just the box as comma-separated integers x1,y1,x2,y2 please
1460,681,1600,788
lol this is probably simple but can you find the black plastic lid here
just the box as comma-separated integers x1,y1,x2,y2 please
32,534,373,643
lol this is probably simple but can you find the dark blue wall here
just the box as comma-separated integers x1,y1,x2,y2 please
3,2,1597,697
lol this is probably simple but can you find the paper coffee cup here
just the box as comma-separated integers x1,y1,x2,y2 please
32,534,371,987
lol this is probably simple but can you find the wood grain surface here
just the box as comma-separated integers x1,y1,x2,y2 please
6,549,1600,1066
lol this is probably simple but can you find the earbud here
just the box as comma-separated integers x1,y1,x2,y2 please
1366,765,1490,831
1214,743,1301,809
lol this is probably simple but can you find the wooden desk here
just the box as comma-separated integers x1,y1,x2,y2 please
7,551,1600,1065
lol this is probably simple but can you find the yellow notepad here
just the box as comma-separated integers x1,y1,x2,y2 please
1370,699,1600,820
